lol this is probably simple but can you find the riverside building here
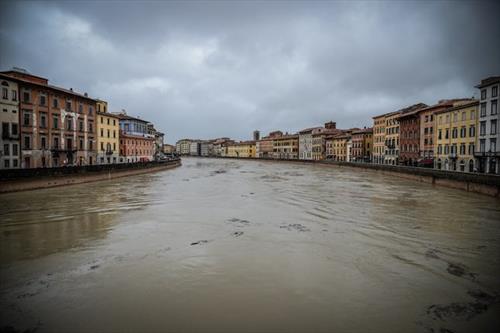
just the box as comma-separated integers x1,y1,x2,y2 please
117,112,154,163
435,100,478,172
372,114,386,164
0,75,20,169
299,127,321,160
351,127,373,162
227,141,256,158
175,139,192,155
1,68,97,168
273,133,299,159
398,103,428,166
475,76,499,174
96,100,120,164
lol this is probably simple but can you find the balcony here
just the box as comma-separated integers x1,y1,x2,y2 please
449,153,457,159
105,150,113,155
474,150,500,157
51,146,77,153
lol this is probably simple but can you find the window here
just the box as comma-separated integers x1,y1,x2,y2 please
79,121,84,132
461,112,466,121
460,144,466,155
66,100,71,111
53,98,58,108
4,160,9,168
491,138,497,152
2,122,8,138
101,117,104,124
53,115,59,129
460,127,466,138
67,138,73,150
453,113,458,122
13,159,18,167
89,106,93,115
469,125,475,137
445,129,449,139
23,90,31,102
39,95,46,106
480,103,486,117
444,145,449,154
468,143,475,155
24,135,31,149
3,144,9,156
89,140,93,150
452,128,458,139
67,118,72,130
12,90,17,101
40,113,47,128
2,87,8,99
437,145,442,154
113,119,116,126
493,86,498,98
53,137,59,149
79,138,84,150
492,120,497,135
23,111,30,126
100,128,104,137
492,100,497,115
479,139,485,152
480,121,486,136
481,89,487,100
41,136,46,149
107,129,110,138
471,110,475,120
11,123,18,136
107,118,110,125
79,104,83,113
88,122,93,133
113,130,116,138
438,129,442,140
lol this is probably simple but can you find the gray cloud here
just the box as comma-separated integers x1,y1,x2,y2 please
1,0,499,142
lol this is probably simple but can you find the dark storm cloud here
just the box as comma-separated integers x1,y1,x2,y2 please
1,1,499,142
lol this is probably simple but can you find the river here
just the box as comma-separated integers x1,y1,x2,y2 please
1,157,499,332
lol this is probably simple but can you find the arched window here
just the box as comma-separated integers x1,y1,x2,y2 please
1,81,9,87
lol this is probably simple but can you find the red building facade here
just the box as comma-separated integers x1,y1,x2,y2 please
119,131,155,163
0,69,97,168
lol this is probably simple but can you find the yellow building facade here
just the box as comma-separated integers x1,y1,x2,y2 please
272,134,299,159
227,141,256,158
372,114,386,164
435,101,478,172
96,101,120,164
332,134,349,161
384,111,401,165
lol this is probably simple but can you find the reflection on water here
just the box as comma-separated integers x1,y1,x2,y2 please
1,157,499,333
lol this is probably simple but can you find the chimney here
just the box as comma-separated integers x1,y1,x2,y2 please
70,88,73,91
84,92,88,97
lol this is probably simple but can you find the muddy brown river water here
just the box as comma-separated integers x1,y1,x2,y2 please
1,157,500,332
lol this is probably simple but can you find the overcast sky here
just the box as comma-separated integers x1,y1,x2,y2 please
1,1,499,143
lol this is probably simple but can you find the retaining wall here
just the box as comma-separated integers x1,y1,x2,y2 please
0,159,181,194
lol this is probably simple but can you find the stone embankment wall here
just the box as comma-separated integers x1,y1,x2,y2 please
0,159,181,194
191,156,500,197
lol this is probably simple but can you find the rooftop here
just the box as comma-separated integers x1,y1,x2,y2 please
475,76,500,88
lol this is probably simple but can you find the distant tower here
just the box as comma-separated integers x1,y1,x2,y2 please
325,121,336,129
253,130,260,141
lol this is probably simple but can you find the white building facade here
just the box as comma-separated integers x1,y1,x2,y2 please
475,77,499,174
